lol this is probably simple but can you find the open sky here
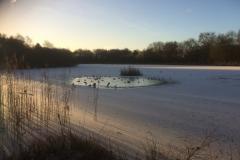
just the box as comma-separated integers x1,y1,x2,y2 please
0,0,240,50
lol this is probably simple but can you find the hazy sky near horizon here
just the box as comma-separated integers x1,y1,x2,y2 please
0,0,240,50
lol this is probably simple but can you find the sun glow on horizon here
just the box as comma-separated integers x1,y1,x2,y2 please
0,0,240,50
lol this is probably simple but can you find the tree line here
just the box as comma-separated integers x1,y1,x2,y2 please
1,30,240,69
0,34,78,69
74,30,240,65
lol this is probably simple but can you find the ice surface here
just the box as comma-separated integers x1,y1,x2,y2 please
19,64,240,148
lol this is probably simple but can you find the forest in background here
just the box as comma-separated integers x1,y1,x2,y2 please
0,30,240,69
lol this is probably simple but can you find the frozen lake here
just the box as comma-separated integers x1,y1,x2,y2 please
19,64,240,149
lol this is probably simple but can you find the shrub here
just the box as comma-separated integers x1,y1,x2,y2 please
7,134,118,160
120,67,142,76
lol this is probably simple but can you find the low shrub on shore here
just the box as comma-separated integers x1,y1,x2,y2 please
7,134,118,160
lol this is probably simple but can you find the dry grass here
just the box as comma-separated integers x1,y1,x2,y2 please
142,130,240,160
0,71,73,155
0,71,125,160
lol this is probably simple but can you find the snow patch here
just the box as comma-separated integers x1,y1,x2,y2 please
71,76,165,89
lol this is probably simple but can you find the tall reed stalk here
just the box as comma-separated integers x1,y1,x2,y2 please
0,72,73,155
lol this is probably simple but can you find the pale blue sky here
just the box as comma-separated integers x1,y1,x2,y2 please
0,0,240,50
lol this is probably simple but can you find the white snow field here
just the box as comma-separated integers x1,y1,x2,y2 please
21,64,240,150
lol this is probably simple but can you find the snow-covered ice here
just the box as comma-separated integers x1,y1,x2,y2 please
71,76,164,88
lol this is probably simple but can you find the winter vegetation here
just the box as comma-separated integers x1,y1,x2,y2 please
1,30,240,69
120,67,142,76
0,71,121,160
0,35,78,69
